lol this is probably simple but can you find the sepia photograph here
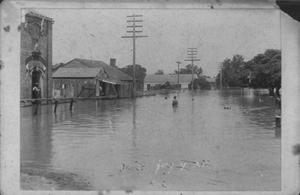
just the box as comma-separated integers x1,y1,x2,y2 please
1,0,300,194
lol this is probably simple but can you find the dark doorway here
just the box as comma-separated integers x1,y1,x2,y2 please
115,85,120,98
32,69,41,99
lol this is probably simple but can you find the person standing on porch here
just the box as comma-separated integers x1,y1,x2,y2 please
99,85,103,96
32,84,41,99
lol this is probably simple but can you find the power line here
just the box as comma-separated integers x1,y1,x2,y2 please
121,14,148,98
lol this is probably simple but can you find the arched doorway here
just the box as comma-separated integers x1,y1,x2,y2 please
25,51,47,99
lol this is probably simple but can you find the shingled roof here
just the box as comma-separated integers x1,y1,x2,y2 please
52,68,100,78
53,58,132,81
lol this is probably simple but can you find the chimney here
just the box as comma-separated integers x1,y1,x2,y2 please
110,58,116,67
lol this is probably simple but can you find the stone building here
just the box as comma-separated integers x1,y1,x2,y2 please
20,12,54,99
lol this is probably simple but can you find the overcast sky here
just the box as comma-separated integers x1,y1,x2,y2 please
33,8,280,77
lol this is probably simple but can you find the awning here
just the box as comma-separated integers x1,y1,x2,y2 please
102,79,117,85
98,78,120,85
98,78,129,85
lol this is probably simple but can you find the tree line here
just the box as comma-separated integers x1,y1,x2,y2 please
216,49,281,96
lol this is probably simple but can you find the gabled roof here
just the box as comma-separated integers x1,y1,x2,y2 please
52,63,65,72
53,58,132,81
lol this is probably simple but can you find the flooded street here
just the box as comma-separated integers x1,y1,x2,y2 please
21,89,281,191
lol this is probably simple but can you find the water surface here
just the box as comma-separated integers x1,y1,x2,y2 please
21,89,281,191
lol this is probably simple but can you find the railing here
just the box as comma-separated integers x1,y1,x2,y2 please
20,96,118,107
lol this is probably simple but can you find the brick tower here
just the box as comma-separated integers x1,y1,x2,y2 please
20,12,54,100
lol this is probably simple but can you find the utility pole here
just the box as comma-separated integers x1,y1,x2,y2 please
184,48,200,91
176,61,181,84
121,14,148,98
220,64,223,90
219,62,223,90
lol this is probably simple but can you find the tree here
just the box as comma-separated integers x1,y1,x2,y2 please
215,49,281,96
155,69,164,75
120,64,147,82
248,49,281,95
174,64,203,78
216,55,245,88
190,77,211,90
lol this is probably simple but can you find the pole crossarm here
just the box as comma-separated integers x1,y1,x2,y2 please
127,15,143,17
126,30,143,33
121,35,148,38
186,56,200,59
127,20,143,22
184,59,200,61
127,25,143,28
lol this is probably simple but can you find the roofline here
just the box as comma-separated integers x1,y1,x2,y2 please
75,58,91,67
53,77,96,79
76,58,110,67
54,58,133,80
63,58,78,67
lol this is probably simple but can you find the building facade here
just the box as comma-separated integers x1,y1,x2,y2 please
53,58,133,98
144,74,193,90
20,12,54,99
144,74,216,90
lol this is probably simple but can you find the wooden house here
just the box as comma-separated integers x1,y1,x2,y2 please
52,58,133,98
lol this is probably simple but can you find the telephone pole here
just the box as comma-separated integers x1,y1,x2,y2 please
219,62,223,90
121,14,148,98
176,61,181,84
184,48,200,91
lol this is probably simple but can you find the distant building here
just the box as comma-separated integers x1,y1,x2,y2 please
144,74,194,90
20,12,54,99
144,74,216,90
52,58,133,98
205,76,217,89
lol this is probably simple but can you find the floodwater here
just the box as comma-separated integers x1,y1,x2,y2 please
21,89,281,191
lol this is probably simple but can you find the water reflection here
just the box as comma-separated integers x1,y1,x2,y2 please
275,127,281,138
21,106,53,169
21,89,281,190
132,100,137,148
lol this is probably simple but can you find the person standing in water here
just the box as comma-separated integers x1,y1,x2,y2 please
172,96,178,107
